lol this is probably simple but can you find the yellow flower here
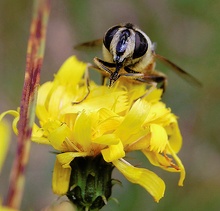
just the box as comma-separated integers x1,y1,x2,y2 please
1,56,185,209
31,56,185,201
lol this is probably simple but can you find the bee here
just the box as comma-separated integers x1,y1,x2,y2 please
74,23,201,102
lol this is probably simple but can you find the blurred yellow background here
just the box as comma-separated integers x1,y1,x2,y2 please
0,0,220,210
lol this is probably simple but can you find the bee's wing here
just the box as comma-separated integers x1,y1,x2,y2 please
155,54,202,87
74,39,103,50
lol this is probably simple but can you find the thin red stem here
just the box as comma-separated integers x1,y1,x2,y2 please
5,0,51,208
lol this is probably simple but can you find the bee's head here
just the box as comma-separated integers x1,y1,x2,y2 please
103,23,152,66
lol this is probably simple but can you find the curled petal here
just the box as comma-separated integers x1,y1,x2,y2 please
165,119,182,153
0,110,19,135
52,158,71,195
101,141,125,162
167,143,186,186
113,159,165,202
143,145,185,186
143,150,178,172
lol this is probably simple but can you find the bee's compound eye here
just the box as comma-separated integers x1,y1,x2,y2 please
103,26,121,51
133,31,148,59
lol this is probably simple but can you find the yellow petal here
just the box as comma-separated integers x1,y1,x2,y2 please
52,158,71,195
144,102,170,124
55,56,87,87
31,124,50,144
143,146,186,186
0,110,19,135
149,124,168,153
93,134,120,145
36,82,53,122
62,89,128,115
73,111,95,150
94,108,122,136
57,152,89,168
48,123,71,151
101,141,125,162
0,121,11,173
113,159,165,202
165,119,182,153
42,119,61,137
47,86,67,118
126,133,150,151
143,150,177,171
167,143,186,186
144,88,163,103
115,99,150,145
98,108,120,122
31,136,50,145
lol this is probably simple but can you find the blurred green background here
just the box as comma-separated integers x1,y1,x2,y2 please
0,0,220,210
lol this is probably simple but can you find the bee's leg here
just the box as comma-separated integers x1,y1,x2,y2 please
101,75,110,86
72,64,91,105
123,66,144,78
94,57,123,86
93,57,115,76
123,67,167,100
137,72,167,93
124,66,167,91
135,73,167,100
101,75,105,85
90,57,115,85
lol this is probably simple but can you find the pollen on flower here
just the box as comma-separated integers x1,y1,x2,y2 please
1,56,185,209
